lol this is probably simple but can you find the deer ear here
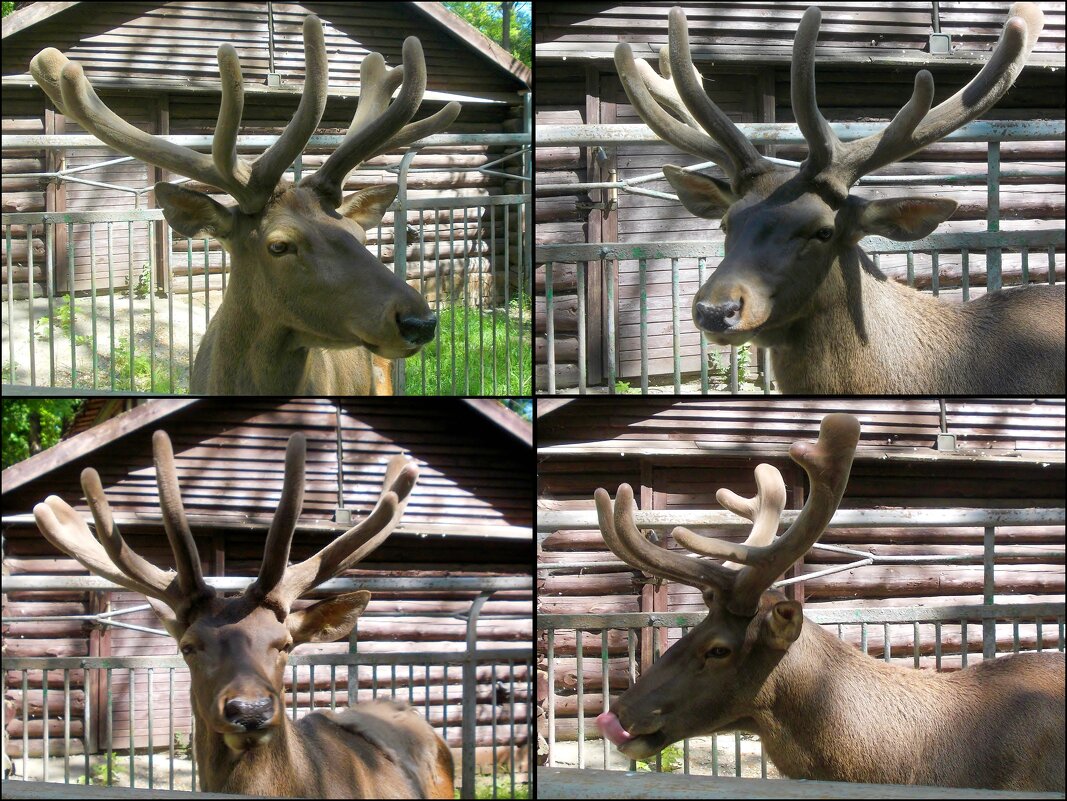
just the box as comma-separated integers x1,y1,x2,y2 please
339,184,398,231
856,197,957,241
155,182,235,240
663,164,736,219
287,590,371,645
762,600,804,651
146,596,185,639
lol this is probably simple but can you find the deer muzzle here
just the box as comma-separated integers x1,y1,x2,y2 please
596,711,668,760
219,695,280,753
692,274,772,345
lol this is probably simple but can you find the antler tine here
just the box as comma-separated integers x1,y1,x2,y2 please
29,48,263,211
246,433,308,600
791,6,840,178
673,462,787,569
717,414,860,615
152,431,211,603
615,42,730,169
79,467,181,600
28,16,333,214
249,15,329,198
268,453,419,609
803,3,1044,190
34,488,173,602
665,6,766,180
594,484,735,597
303,36,461,205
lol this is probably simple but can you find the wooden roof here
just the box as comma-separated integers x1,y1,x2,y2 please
2,399,532,567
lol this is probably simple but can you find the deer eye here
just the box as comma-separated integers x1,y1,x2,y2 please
704,646,731,660
813,226,834,242
267,241,289,256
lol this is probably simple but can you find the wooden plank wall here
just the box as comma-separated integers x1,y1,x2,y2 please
537,398,1066,742
534,1,1066,389
4,399,532,762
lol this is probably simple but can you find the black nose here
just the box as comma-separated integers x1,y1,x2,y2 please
694,300,742,332
223,696,275,730
397,313,437,346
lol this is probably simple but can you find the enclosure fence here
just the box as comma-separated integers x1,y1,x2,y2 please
535,120,1066,394
536,507,1066,777
2,575,534,798
2,127,532,396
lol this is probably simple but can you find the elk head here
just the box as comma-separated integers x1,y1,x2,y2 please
30,16,457,359
33,431,417,754
594,413,860,759
615,5,1043,346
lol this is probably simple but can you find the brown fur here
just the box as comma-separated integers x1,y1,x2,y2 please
611,590,1066,790
678,168,1066,394
767,255,1066,394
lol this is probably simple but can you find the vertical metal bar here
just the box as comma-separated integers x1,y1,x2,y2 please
547,627,555,767
983,525,995,658
63,669,71,783
698,257,708,394
42,667,50,782
546,262,555,394
931,251,939,297
601,629,610,768
396,150,418,395
462,592,493,800
577,261,587,393
639,257,648,394
89,223,98,388
729,346,738,393
606,259,616,393
575,626,584,768
84,664,92,784
1020,248,1029,284
147,668,154,787
490,203,497,393
169,669,174,789
672,257,680,393
961,249,969,301
987,140,1002,290
128,668,135,787
128,224,135,390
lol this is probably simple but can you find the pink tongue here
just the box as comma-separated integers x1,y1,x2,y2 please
596,712,633,746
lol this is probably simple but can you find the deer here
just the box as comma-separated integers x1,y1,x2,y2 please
615,5,1065,394
32,430,454,798
593,413,1065,790
29,16,458,394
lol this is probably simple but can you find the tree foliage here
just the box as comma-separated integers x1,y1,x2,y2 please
2,400,82,469
444,2,531,66
501,399,532,420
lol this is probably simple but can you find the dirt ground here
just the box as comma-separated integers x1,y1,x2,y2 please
2,290,218,391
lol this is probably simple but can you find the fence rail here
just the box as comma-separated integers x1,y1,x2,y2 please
3,131,531,395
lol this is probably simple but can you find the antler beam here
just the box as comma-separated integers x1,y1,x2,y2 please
596,414,861,615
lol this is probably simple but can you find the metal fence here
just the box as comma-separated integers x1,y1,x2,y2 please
2,575,533,798
535,120,1066,394
536,507,1066,777
2,128,531,396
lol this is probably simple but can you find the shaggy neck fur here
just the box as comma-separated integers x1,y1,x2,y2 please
748,616,1065,790
767,248,1065,394
189,267,383,395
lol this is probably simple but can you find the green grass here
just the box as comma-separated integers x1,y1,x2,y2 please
406,295,531,396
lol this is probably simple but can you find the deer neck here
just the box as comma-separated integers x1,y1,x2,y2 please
193,707,308,795
767,247,965,394
196,261,335,393
753,614,941,783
